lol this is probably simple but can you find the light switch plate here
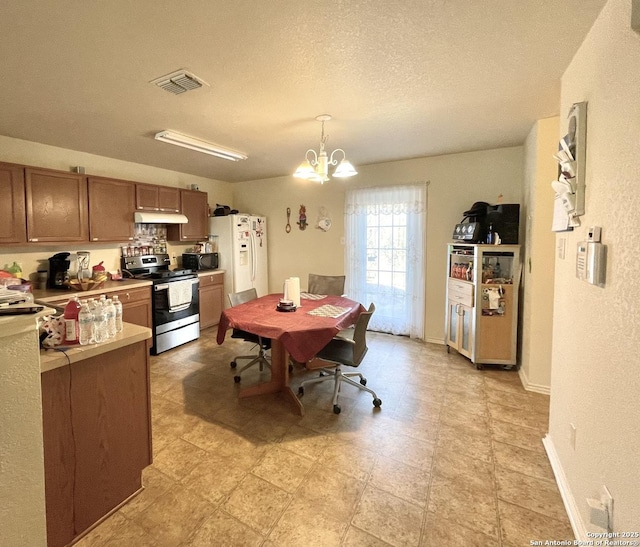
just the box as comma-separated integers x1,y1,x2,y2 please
557,237,566,259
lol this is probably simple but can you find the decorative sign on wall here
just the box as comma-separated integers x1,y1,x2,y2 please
551,101,587,232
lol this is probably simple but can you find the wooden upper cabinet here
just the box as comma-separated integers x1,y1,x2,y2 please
158,186,180,212
167,189,208,242
135,184,159,211
25,168,88,243
88,177,135,242
135,184,180,213
0,162,27,244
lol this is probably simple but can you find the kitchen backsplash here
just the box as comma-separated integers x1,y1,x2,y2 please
0,228,193,284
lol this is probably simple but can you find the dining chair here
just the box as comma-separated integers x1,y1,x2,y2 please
228,288,271,383
307,273,346,296
297,303,381,414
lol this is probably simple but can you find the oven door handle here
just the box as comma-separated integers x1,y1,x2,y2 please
154,279,199,292
169,303,191,313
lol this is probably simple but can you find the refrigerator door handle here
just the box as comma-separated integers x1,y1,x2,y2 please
249,230,256,282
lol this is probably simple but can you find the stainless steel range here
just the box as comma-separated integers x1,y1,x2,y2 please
122,254,200,355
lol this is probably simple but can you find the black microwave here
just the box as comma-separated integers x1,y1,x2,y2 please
182,252,219,271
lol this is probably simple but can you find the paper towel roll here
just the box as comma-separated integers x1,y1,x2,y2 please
288,276,301,308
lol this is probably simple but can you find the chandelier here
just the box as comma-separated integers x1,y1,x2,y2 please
293,115,357,184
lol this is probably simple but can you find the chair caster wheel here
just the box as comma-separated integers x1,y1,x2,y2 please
373,398,382,408
360,378,367,386
234,376,241,383
333,404,341,415
298,387,304,396
230,361,237,369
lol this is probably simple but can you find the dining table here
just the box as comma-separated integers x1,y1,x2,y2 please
216,292,365,415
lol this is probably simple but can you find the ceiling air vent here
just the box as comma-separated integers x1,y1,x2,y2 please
150,69,209,95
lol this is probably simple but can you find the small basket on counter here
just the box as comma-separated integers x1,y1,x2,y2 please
65,261,108,291
65,277,106,291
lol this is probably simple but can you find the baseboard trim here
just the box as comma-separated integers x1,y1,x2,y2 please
542,434,587,540
425,337,445,345
518,367,551,395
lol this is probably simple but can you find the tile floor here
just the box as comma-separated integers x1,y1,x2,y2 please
76,329,573,547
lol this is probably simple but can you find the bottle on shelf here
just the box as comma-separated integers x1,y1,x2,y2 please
63,295,81,345
78,302,94,346
112,295,123,333
486,224,494,244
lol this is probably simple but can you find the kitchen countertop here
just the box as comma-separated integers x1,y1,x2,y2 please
40,322,152,373
196,269,225,277
33,278,153,303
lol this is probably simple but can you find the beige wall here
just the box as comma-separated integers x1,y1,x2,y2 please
546,0,640,534
520,116,559,393
233,147,524,343
0,317,48,547
0,135,233,278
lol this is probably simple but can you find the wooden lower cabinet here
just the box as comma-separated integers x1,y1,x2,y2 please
112,286,153,329
198,272,224,329
41,340,151,547
44,285,152,330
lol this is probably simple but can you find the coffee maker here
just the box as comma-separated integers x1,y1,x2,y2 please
48,252,71,289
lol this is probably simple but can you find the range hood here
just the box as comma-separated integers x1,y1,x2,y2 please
134,211,188,224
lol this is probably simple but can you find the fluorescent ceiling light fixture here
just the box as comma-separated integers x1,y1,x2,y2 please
154,130,247,161
293,114,357,184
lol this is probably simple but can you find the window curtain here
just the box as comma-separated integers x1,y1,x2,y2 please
344,184,427,338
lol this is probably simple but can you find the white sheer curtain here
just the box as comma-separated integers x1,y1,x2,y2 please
344,184,427,338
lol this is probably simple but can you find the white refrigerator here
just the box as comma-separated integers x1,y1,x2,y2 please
209,214,268,306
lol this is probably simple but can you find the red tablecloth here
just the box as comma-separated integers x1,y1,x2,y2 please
217,293,365,363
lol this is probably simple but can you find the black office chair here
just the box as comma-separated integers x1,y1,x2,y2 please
297,303,381,414
307,274,346,296
228,288,270,383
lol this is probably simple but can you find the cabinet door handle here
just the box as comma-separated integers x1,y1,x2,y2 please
125,292,130,300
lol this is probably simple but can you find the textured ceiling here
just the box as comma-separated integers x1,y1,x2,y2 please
0,0,606,182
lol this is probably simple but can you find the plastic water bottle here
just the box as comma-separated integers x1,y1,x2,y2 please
93,301,107,344
87,298,98,343
63,295,81,345
105,298,116,338
112,295,123,333
78,302,94,346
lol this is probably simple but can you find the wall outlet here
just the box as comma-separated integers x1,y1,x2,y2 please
569,423,577,450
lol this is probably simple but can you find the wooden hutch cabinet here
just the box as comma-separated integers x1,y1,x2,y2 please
445,243,521,369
